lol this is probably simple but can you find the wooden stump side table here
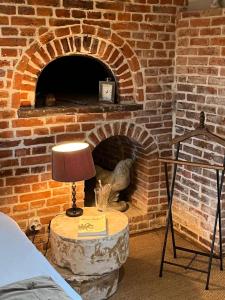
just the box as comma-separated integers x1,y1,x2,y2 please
50,207,129,300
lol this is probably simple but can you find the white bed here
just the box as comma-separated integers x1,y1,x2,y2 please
0,212,82,300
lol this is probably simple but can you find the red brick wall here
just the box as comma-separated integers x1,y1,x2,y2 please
0,0,185,250
175,8,225,251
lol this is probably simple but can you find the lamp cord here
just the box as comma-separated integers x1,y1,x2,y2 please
32,230,37,244
44,220,52,257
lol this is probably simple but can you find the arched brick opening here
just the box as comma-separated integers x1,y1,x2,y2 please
11,25,144,109
86,122,159,212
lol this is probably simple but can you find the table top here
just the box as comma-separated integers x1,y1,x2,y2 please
50,207,129,241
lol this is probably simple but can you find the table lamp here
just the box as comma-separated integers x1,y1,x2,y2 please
52,142,96,217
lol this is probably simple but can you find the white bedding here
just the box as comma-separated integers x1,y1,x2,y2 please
0,212,82,300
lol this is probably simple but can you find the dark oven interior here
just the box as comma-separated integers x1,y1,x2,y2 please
35,55,116,107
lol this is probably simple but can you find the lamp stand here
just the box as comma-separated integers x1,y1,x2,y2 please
66,182,83,217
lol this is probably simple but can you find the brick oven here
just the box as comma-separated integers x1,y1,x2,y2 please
0,0,185,250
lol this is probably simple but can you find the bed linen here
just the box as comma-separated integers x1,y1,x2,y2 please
0,276,74,300
0,212,82,300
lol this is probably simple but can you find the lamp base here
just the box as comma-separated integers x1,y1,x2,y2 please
66,207,83,217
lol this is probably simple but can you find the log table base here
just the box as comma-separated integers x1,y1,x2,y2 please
50,207,129,300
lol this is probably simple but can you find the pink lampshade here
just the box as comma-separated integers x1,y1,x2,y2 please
52,142,96,182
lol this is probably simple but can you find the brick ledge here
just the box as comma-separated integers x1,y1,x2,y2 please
18,103,143,118
125,203,165,235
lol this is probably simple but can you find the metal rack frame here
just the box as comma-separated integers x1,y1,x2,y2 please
159,112,225,290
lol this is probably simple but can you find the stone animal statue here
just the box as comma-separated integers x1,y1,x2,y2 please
95,158,134,211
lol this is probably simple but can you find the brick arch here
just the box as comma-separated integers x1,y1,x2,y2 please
12,24,144,108
86,122,158,154
85,122,159,212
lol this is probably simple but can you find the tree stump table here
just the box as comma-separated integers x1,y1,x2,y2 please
50,207,129,300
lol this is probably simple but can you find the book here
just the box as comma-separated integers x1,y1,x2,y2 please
77,214,107,237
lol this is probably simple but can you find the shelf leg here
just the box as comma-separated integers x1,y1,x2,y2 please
217,169,224,271
165,162,177,259
159,161,179,276
205,168,224,289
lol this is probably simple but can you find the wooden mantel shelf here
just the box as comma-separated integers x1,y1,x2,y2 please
18,102,143,118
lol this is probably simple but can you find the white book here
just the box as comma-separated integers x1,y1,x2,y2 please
77,214,107,237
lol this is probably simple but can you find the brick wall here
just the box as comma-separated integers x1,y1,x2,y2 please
175,8,225,251
0,0,185,250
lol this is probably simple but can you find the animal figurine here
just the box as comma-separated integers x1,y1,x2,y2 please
95,158,133,211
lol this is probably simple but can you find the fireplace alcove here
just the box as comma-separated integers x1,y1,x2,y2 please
85,135,140,210
18,50,143,118
35,55,116,108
